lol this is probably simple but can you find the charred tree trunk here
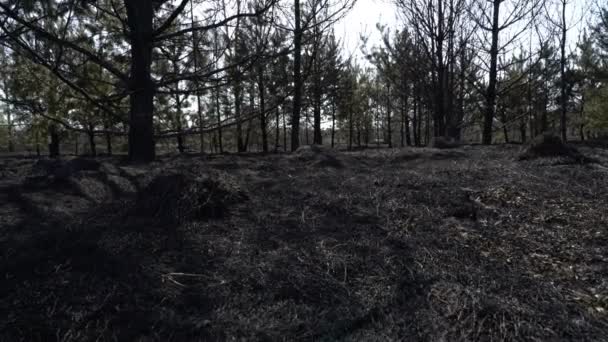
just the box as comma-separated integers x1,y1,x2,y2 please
35,130,41,157
258,67,268,153
313,59,322,145
234,78,245,152
348,110,353,151
400,101,405,148
191,2,204,153
559,0,568,142
501,111,509,144
104,121,112,155
482,0,501,145
6,110,13,153
283,109,287,152
386,82,392,148
244,85,254,151
305,108,310,145
453,41,466,140
125,0,156,162
434,0,446,137
216,86,223,153
275,106,280,152
48,124,60,158
176,123,185,154
213,30,223,154
88,125,96,157
579,94,586,141
291,0,302,151
520,115,527,143
331,101,336,148
403,93,411,146
173,61,185,154
244,117,253,151
413,87,419,146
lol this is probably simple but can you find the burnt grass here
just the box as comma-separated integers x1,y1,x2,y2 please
1,144,607,341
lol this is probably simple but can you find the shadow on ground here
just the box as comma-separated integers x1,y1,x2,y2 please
0,143,607,341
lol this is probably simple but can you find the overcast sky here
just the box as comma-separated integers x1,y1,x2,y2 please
335,0,399,61
333,0,593,64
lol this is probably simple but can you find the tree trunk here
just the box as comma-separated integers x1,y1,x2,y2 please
502,116,509,143
348,110,353,150
35,130,41,157
453,41,466,140
579,94,586,141
125,0,155,162
559,0,568,142
275,106,280,152
6,110,13,153
331,101,336,148
305,108,310,145
400,104,405,148
386,82,392,148
520,115,527,143
413,87,419,146
258,68,268,152
425,105,431,145
216,86,223,153
541,95,548,133
376,79,380,148
88,125,97,157
191,2,204,153
213,30,223,153
282,109,287,151
403,93,411,146
291,0,302,151
177,131,185,153
434,0,446,137
482,0,501,145
244,117,253,151
195,95,204,153
48,124,60,158
104,121,112,155
234,77,244,152
313,61,322,145
173,61,185,154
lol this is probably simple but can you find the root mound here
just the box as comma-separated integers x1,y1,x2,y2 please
519,133,590,163
32,157,102,179
293,145,344,168
429,136,460,149
133,172,246,224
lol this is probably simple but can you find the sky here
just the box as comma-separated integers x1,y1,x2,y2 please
333,0,593,64
335,0,400,61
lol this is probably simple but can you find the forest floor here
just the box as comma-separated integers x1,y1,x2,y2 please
1,143,608,341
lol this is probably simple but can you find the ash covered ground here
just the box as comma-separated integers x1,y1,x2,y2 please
1,143,607,341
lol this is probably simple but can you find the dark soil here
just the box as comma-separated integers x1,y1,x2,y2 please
429,136,461,149
1,144,607,341
519,133,593,164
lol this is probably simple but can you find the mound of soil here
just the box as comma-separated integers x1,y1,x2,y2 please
31,157,104,179
293,145,344,168
390,148,466,164
15,158,139,220
133,172,247,224
519,133,590,163
429,136,460,149
2,145,608,341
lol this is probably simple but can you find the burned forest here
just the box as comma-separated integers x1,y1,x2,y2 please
1,0,608,341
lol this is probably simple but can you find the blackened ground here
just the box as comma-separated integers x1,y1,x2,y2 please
0,143,607,341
